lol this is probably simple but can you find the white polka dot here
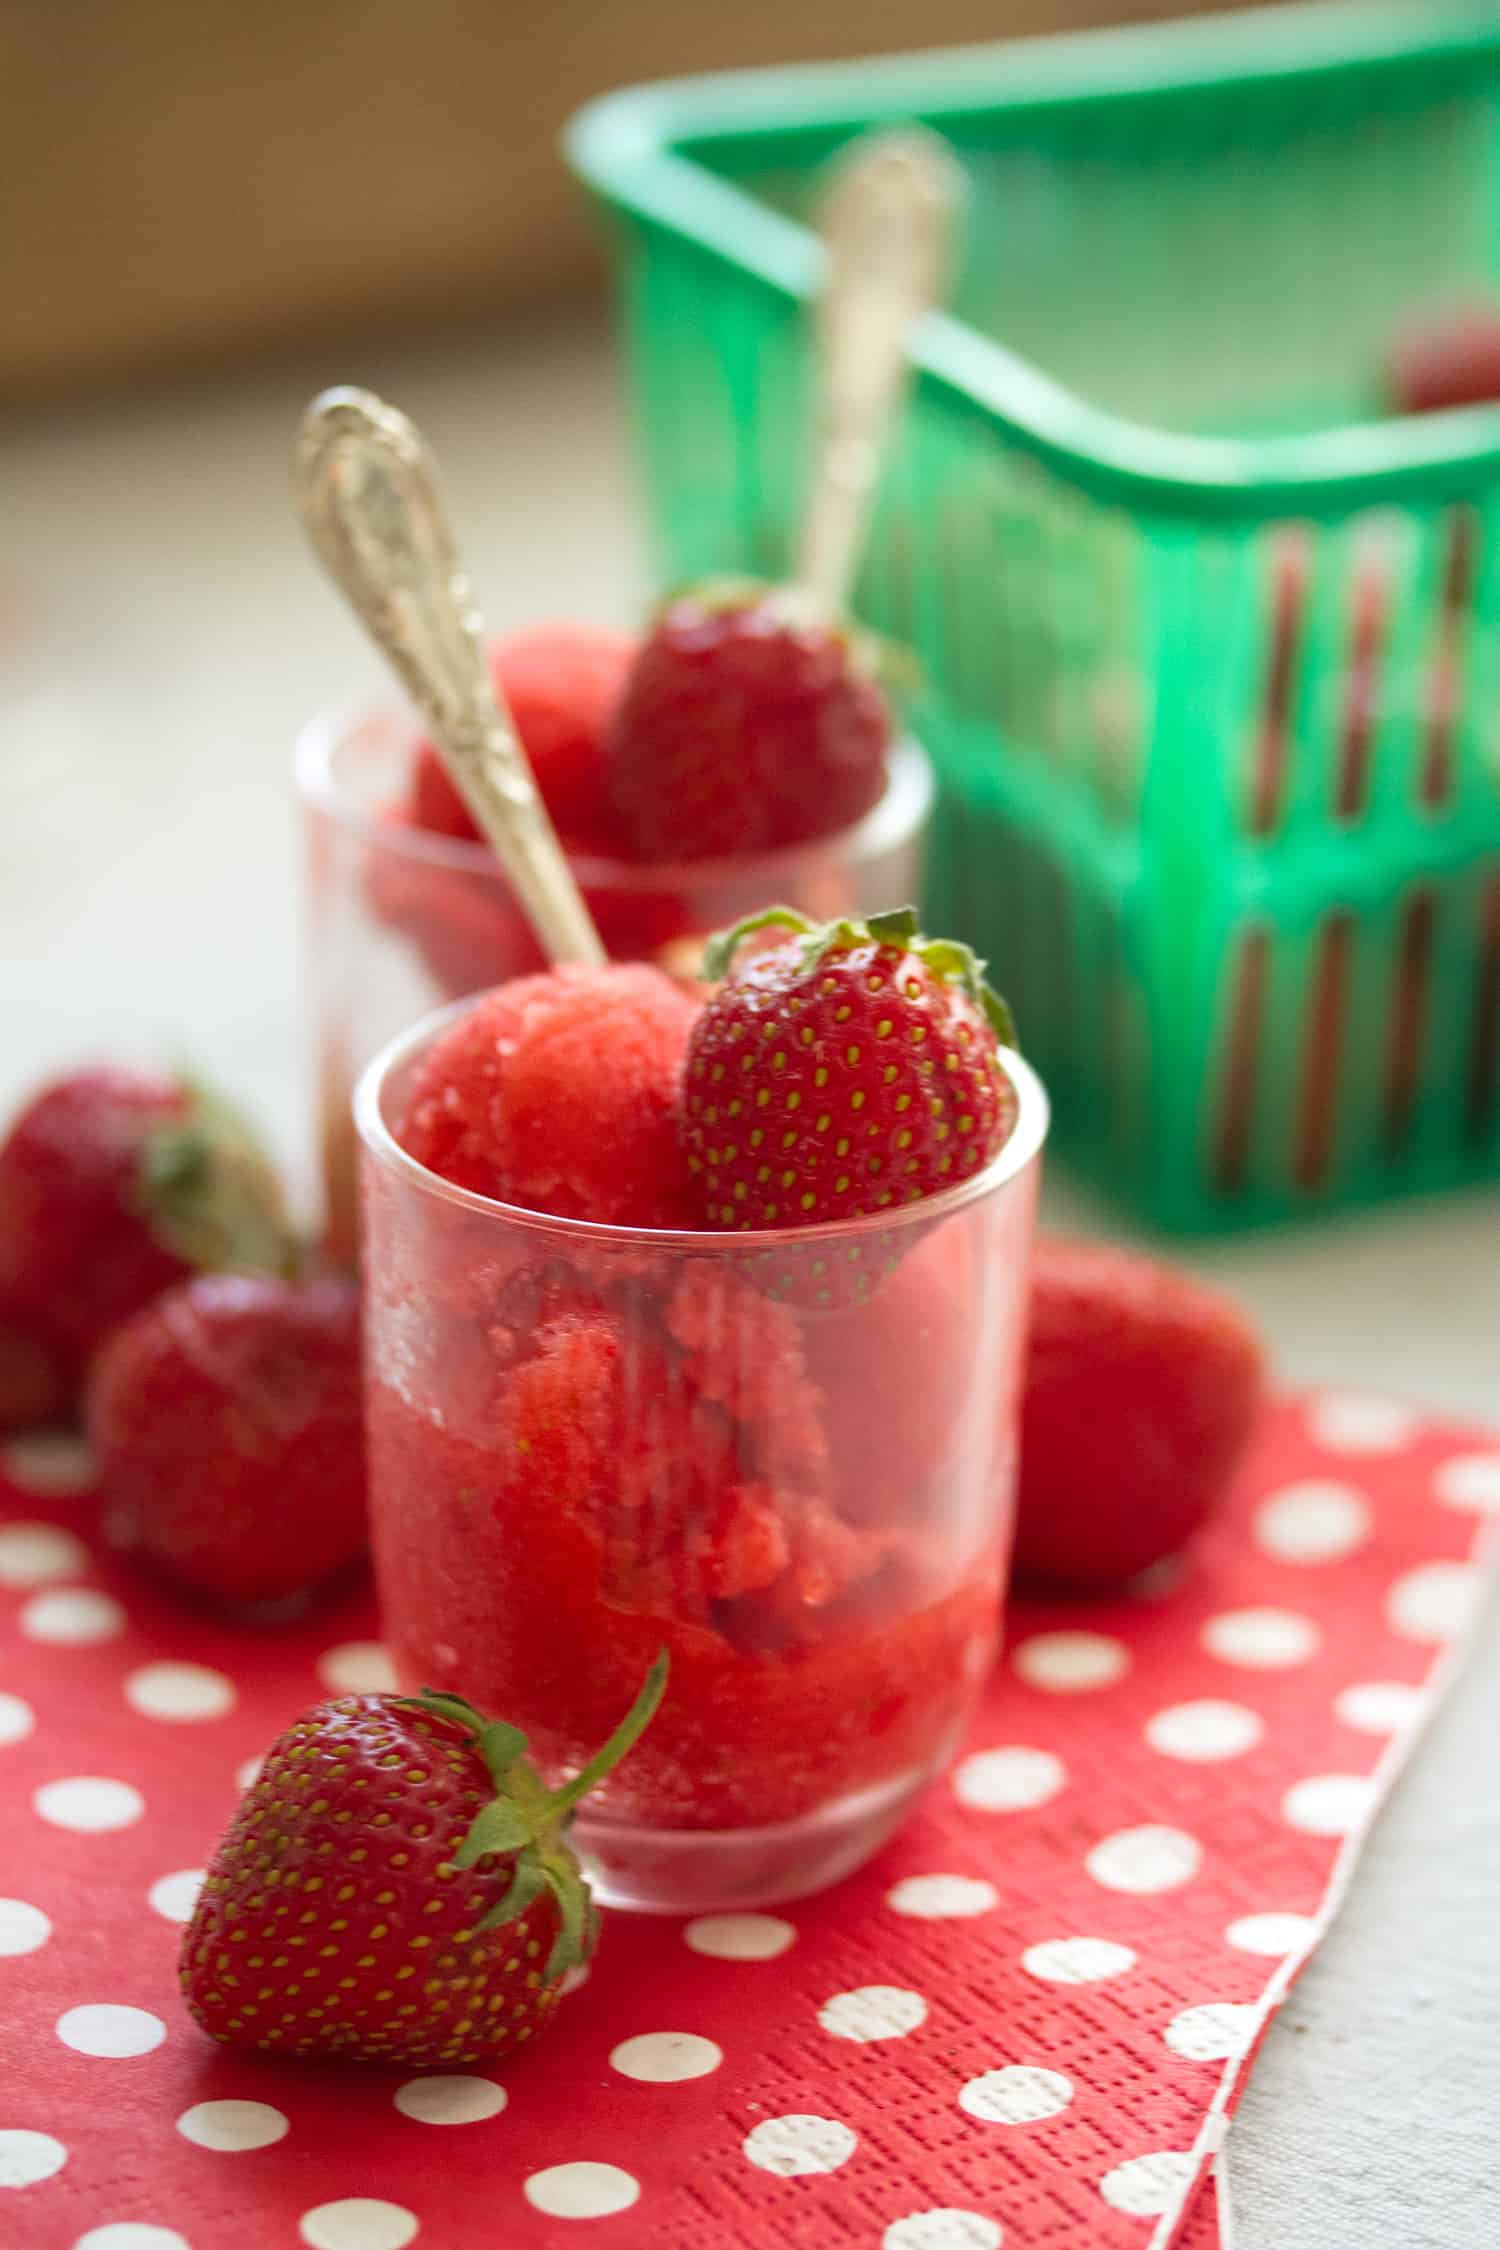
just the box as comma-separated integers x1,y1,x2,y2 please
393,2074,507,2125
1202,1607,1320,1669
1283,1773,1376,1837
560,1963,590,1997
20,1588,125,1644
0,1900,51,1956
57,2004,166,2058
887,1874,998,1920
1434,1453,1500,1515
74,2227,192,2250
1165,2001,1256,2061
819,1987,927,2042
1388,1561,1483,1643
0,2128,67,2187
1146,1700,1263,1762
610,2031,723,2081
1100,2151,1196,2217
148,1870,205,1924
954,1747,1066,1812
1255,1481,1371,1564
0,1694,34,1747
1012,1631,1129,1692
124,1663,235,1723
1226,1912,1316,1957
958,2066,1073,2124
0,1523,89,1586
1307,1395,1417,1454
317,1642,396,1694
742,2115,857,2177
3,1432,95,1494
175,2100,289,2152
523,2162,641,2217
234,1755,263,1792
1336,1681,1423,1734
1086,1825,1202,1894
34,1777,144,1833
884,2214,1002,2250
683,1913,795,1960
74,2228,191,2250
299,2200,418,2250
1021,1937,1137,1985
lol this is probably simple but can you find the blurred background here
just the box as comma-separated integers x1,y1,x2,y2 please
1,0,1292,402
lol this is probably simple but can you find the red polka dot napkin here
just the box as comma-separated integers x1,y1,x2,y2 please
0,1392,1494,2250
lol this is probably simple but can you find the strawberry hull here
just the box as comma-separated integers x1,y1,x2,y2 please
356,1001,1046,1912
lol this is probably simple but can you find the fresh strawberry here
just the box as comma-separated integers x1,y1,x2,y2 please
1388,301,1500,414
681,905,1017,1245
0,1067,294,1424
180,1654,666,2064
87,1273,366,1608
609,581,891,860
0,1296,70,1432
410,622,637,848
1015,1237,1265,1593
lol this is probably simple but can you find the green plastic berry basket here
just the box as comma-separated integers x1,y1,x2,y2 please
567,0,1500,1232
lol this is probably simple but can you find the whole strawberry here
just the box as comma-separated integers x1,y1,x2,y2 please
0,1066,293,1426
181,1655,666,2064
609,581,891,860
88,1272,366,1608
682,906,1018,1250
1015,1237,1265,1592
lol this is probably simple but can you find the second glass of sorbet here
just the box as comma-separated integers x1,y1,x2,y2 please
300,706,934,1262
357,996,1046,1913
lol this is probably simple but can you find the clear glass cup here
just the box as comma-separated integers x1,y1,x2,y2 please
298,704,935,1262
356,1000,1047,1914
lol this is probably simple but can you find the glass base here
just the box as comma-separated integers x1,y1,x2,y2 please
573,1765,933,1915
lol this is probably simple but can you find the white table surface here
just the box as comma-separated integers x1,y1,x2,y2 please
3,312,1497,2247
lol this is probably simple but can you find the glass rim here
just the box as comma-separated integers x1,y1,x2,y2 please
355,991,1049,1252
294,701,935,893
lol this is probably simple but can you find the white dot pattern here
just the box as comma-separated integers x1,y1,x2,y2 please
0,1900,51,1956
742,2115,857,2177
175,2101,288,2152
1307,1396,1417,1454
1146,1701,1263,1763
34,1777,144,1833
147,1871,204,1925
1336,1681,1423,1734
317,1643,396,1694
0,2127,68,2187
953,1747,1066,1812
124,1665,235,1723
56,2005,166,2058
1282,1773,1376,1837
0,1693,35,1746
1164,2002,1256,2061
1021,1938,1137,1985
1012,1632,1129,1692
393,2075,506,2125
1226,1912,1316,1957
1387,1561,1483,1643
0,1523,89,1586
20,1589,125,1645
299,2199,418,2249
1434,1454,1500,1515
1202,1608,1320,1669
1100,2151,1196,2216
818,1987,927,2042
523,2162,641,2217
610,2032,723,2082
958,2066,1073,2124
2,1432,95,1493
1086,1826,1202,1894
74,2228,191,2250
1255,1481,1371,1564
883,2215,1002,2250
886,1875,998,1920
683,1914,795,1961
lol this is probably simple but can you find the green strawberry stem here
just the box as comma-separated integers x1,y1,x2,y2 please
703,903,1018,1050
401,1649,668,1980
137,1078,300,1277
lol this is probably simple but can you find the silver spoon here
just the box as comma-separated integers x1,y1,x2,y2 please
796,126,962,616
298,386,605,968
